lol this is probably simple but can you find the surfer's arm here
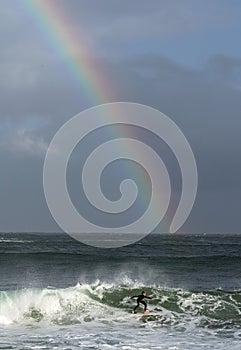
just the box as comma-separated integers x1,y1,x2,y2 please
146,296,155,300
130,296,137,299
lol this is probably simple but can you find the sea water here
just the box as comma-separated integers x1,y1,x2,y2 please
0,233,241,349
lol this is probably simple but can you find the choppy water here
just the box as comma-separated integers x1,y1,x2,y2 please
1,232,241,349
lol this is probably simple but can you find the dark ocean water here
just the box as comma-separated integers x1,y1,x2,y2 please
1,232,241,349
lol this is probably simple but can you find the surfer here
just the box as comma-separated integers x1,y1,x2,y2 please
130,291,154,314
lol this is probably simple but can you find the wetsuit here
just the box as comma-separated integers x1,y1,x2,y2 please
131,294,152,312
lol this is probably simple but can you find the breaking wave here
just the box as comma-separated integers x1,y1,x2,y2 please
1,279,241,331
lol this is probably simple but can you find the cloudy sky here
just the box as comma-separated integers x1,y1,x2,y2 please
1,0,241,233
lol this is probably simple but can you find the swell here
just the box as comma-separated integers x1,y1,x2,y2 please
1,281,241,329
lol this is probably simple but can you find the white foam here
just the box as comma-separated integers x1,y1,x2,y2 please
0,283,132,326
0,315,12,325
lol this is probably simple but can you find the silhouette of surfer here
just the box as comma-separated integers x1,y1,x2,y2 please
130,291,154,314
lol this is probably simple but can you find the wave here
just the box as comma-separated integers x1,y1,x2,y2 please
0,239,33,243
1,280,241,329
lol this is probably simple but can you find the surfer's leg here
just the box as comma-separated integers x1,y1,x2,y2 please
133,302,140,312
140,300,147,311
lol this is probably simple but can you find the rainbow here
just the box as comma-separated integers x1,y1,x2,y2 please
21,0,115,105
21,0,171,233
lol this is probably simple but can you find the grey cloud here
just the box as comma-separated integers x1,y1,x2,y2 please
60,0,241,39
0,1,241,232
1,53,241,233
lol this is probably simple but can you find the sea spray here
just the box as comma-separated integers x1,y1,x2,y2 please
0,281,241,331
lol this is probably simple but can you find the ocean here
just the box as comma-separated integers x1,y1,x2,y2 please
1,232,241,349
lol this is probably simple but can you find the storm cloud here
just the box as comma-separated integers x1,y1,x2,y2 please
0,0,241,232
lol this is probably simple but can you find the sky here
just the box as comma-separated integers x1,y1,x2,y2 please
1,0,241,233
